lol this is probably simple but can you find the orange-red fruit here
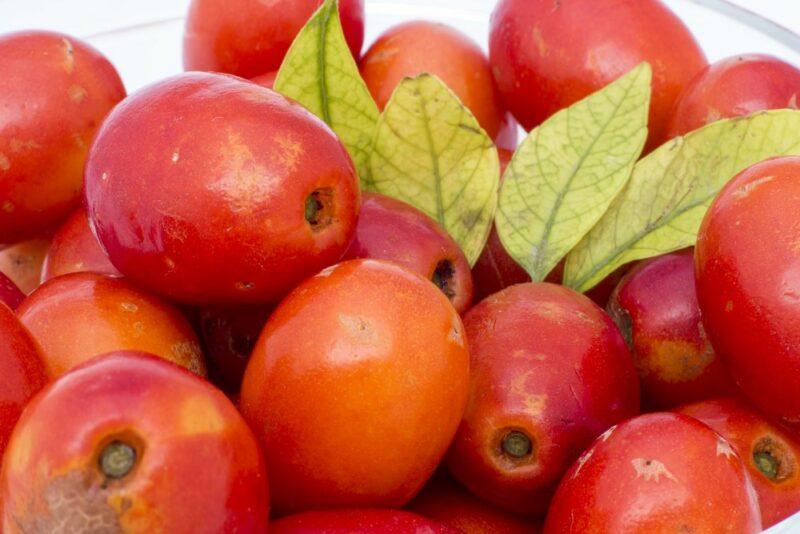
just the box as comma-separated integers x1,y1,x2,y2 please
608,250,737,409
489,0,707,151
677,398,800,528
271,509,457,533
544,413,761,533
41,209,119,282
360,21,509,141
695,157,800,428
1,351,269,533
0,303,46,455
184,0,364,78
446,283,640,515
409,474,541,534
240,259,470,514
17,272,206,379
667,54,800,138
85,73,360,305
0,237,50,294
0,272,24,309
0,31,125,244
343,192,474,314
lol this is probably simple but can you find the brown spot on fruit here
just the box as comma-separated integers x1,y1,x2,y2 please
61,38,75,74
631,458,678,482
68,85,88,103
642,339,714,383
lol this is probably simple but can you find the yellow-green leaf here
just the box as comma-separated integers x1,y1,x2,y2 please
565,109,800,292
495,63,651,282
370,74,500,265
274,0,379,188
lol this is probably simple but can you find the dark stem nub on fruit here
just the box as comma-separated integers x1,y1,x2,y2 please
100,441,137,479
754,451,780,480
502,431,533,459
305,188,334,232
432,259,456,299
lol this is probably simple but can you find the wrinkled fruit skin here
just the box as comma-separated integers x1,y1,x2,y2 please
85,73,360,305
270,509,457,533
41,209,120,282
343,192,474,314
1,351,269,533
0,237,50,294
696,156,800,428
446,283,640,515
0,31,125,244
0,303,46,455
489,0,707,151
198,305,272,393
240,259,469,514
677,397,800,528
608,249,736,409
667,54,800,138
0,272,24,309
183,0,364,78
408,473,541,534
17,272,206,379
544,413,761,533
360,21,510,141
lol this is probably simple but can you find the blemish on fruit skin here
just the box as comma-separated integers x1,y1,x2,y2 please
631,458,678,483
171,150,180,163
180,395,227,435
732,176,775,200
725,301,734,312
164,257,176,270
532,27,548,56
68,85,88,103
9,139,40,153
339,314,379,346
716,437,736,459
120,302,138,313
523,394,547,417
316,264,340,278
101,172,109,181
0,153,10,171
599,425,616,442
572,449,593,479
2,200,14,213
645,339,713,383
61,38,75,74
171,341,204,368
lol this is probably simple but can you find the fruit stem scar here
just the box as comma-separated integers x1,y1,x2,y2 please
100,441,137,479
754,451,779,480
502,430,533,459
305,188,335,231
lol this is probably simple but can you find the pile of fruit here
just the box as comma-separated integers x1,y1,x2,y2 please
2,0,800,531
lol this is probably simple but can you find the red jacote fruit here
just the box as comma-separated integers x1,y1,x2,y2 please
0,272,24,309
608,250,737,409
667,54,800,138
85,73,360,305
544,413,761,533
41,209,119,282
183,0,365,78
489,0,707,151
446,283,640,515
240,259,469,514
270,509,457,533
343,192,474,314
696,156,800,429
0,31,125,244
0,351,269,532
677,398,800,528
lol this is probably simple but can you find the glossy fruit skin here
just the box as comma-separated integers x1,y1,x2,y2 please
240,259,469,514
41,209,119,282
696,157,800,428
1,351,269,533
489,0,707,151
544,413,761,533
17,272,206,379
677,398,800,528
0,272,24,309
198,305,272,393
183,0,364,78
343,192,474,314
446,283,640,515
360,21,508,141
85,72,360,305
271,509,457,533
667,54,800,138
0,237,50,294
408,473,541,534
608,250,737,409
0,31,125,244
0,303,46,456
